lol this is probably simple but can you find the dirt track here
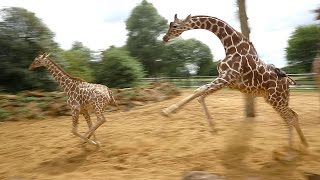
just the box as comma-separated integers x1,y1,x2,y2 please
0,90,319,180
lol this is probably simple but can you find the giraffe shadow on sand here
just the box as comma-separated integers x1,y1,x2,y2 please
218,118,311,179
35,147,96,175
219,118,257,178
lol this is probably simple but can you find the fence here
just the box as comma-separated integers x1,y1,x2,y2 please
141,73,318,90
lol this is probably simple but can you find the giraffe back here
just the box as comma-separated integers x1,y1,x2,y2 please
68,82,115,112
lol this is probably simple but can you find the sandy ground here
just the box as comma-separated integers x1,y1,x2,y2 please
0,89,319,180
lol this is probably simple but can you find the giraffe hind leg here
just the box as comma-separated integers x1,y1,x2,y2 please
84,111,106,147
290,109,308,147
268,100,308,160
82,111,97,141
282,108,308,148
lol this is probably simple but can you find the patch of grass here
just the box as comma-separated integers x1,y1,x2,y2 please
38,101,50,110
62,96,68,101
19,96,39,103
43,96,54,101
0,108,11,121
16,107,28,114
26,113,44,120
125,89,138,95
122,90,139,98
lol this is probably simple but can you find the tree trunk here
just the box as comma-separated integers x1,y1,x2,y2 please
237,0,255,117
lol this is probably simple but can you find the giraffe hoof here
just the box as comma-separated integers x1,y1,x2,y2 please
161,109,170,117
90,140,97,145
209,127,219,134
302,141,309,147
272,149,296,162
81,139,100,147
95,141,101,147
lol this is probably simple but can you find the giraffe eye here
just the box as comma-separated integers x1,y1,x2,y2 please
172,25,177,28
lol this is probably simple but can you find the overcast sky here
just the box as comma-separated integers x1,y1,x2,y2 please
1,0,319,67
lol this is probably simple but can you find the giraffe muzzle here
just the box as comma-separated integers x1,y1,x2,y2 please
163,35,169,43
28,65,34,70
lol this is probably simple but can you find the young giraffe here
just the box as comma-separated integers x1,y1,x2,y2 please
162,14,308,156
29,53,118,146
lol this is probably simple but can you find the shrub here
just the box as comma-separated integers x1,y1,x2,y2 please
95,47,145,88
0,108,10,120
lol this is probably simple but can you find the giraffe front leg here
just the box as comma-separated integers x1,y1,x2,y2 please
197,80,227,132
161,81,221,116
198,96,214,127
161,87,208,116
198,96,219,134
71,108,97,146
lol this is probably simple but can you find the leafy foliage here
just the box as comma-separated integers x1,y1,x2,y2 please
125,0,167,77
0,7,61,92
0,108,10,120
62,42,94,82
95,47,144,88
160,39,217,76
285,24,320,73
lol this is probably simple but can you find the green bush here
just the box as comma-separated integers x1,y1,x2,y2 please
0,108,10,120
19,96,38,103
38,101,49,110
95,47,145,88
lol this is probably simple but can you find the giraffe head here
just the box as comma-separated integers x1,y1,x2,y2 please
163,14,192,43
29,53,50,70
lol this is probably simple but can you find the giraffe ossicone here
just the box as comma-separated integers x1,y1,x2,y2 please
162,14,308,156
29,52,118,147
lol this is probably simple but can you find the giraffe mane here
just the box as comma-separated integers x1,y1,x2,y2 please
46,56,86,82
190,15,246,39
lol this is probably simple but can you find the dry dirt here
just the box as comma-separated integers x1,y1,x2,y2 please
0,90,319,180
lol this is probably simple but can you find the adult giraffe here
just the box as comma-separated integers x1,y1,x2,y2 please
161,14,308,157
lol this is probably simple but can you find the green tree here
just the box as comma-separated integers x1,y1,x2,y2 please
125,0,167,77
160,39,215,77
286,24,320,73
0,7,60,92
95,47,144,88
62,42,94,82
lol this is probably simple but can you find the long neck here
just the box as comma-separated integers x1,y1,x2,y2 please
44,58,82,94
190,16,246,54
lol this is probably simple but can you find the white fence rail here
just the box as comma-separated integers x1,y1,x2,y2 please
141,73,318,90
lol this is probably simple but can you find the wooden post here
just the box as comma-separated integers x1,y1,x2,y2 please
237,0,255,117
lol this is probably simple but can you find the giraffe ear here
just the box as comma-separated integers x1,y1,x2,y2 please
174,14,178,21
184,14,192,22
37,51,43,56
39,53,45,58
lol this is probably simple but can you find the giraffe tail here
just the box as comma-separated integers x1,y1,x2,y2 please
109,89,120,111
287,76,297,85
